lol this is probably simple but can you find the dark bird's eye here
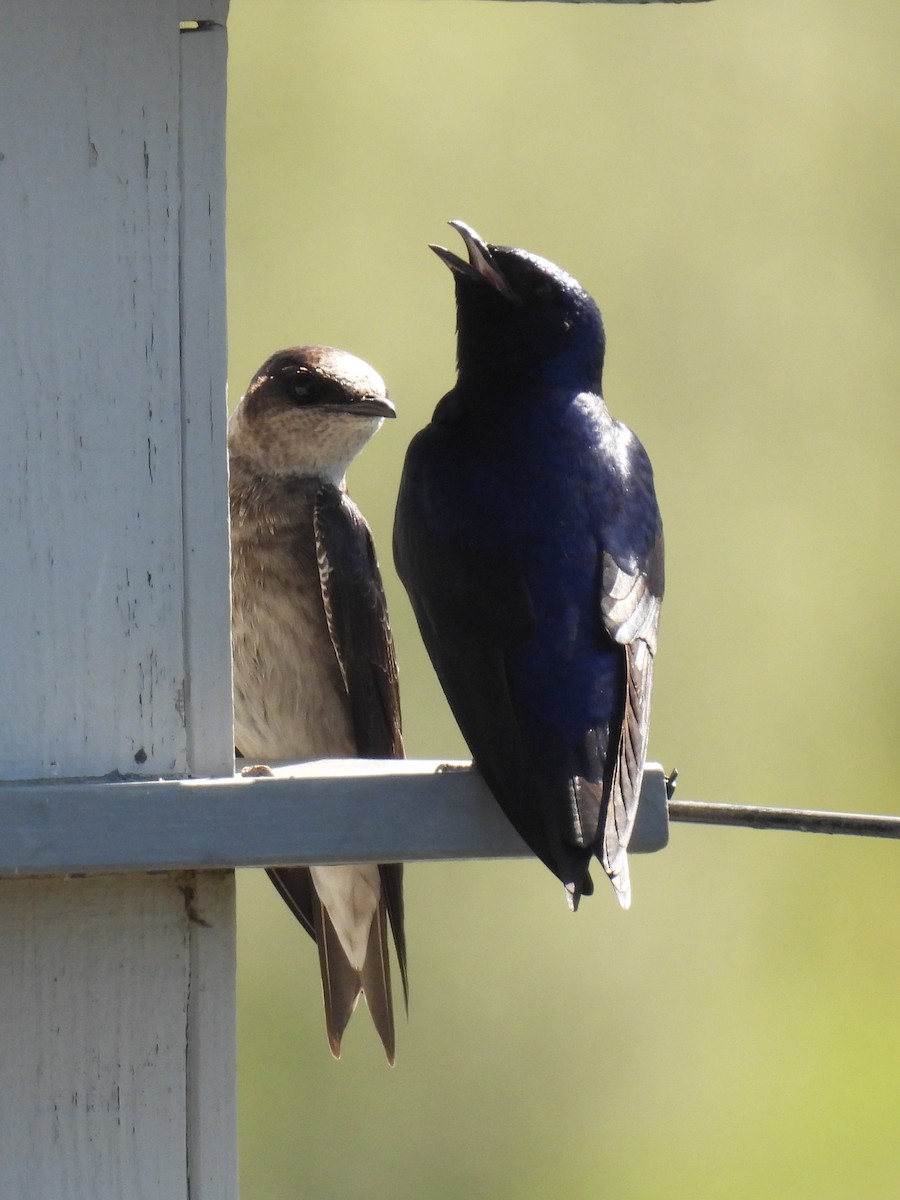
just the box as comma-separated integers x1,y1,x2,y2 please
288,373,311,401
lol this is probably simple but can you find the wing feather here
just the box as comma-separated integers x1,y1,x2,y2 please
397,501,595,894
597,533,664,905
313,485,403,760
312,485,407,1052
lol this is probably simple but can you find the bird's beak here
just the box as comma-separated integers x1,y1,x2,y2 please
430,220,520,303
347,395,396,419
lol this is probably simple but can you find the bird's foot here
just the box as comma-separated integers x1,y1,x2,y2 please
239,763,275,778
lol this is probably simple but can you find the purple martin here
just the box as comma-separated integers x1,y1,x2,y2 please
394,223,664,909
229,346,407,1063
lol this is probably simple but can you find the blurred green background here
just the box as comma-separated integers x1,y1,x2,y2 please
226,2,900,1197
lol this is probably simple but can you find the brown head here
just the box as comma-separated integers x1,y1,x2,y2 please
228,346,395,483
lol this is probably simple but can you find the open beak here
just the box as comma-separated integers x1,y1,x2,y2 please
429,220,520,303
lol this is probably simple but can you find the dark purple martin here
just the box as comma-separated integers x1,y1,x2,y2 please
393,223,664,909
229,346,407,1062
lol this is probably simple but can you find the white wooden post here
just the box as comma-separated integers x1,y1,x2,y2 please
0,1,234,1197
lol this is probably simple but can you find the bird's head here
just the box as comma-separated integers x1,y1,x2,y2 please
228,345,395,484
431,221,606,392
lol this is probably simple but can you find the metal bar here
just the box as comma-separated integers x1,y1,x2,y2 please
669,800,900,839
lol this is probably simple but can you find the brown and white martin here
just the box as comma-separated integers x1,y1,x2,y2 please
229,345,407,1063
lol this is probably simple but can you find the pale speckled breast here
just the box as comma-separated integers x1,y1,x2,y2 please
230,482,355,763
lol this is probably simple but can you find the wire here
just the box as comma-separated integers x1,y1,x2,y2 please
668,800,900,840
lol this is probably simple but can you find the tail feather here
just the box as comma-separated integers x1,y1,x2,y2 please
311,893,364,1060
267,864,404,1062
379,863,409,1011
359,902,396,1066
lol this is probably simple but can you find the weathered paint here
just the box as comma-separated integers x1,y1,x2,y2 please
0,3,234,1197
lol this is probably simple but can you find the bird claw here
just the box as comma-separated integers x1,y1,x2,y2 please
239,763,275,778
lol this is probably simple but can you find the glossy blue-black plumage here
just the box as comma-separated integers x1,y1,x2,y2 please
394,223,663,907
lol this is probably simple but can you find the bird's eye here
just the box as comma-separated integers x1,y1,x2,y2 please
289,375,311,401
